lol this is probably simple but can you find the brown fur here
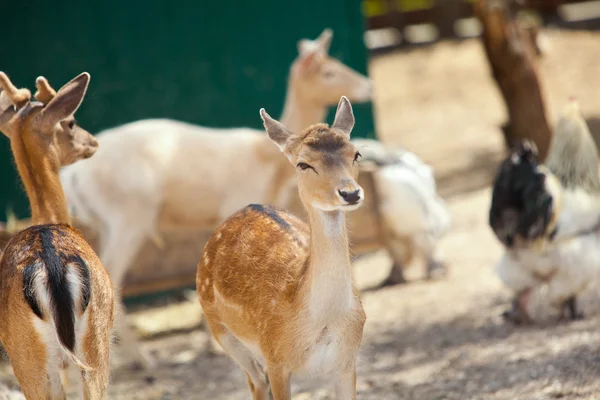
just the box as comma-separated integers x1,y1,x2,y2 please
197,97,366,400
0,72,113,399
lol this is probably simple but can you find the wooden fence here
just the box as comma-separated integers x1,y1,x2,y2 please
363,0,599,50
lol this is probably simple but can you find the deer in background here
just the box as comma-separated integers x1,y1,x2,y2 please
490,98,600,324
198,97,366,400
0,72,114,399
58,28,371,369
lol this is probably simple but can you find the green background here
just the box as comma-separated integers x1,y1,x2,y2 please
0,0,375,221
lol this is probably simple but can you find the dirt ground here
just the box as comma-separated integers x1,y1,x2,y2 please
3,28,600,400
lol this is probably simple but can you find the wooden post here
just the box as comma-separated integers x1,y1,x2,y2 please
475,0,552,160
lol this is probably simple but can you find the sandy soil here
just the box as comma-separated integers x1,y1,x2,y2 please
3,28,600,400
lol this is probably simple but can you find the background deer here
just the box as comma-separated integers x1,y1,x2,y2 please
490,98,600,324
0,72,114,399
57,28,372,368
198,97,366,400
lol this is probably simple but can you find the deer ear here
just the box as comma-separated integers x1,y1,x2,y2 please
316,28,333,54
331,96,354,137
297,39,314,55
0,91,17,139
40,72,90,132
260,108,294,152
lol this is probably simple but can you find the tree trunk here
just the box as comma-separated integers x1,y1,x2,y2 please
475,0,552,161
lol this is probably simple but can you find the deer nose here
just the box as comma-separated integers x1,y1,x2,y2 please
338,189,361,204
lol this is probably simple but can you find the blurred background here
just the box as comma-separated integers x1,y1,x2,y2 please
2,0,600,399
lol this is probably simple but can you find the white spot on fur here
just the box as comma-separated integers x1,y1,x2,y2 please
213,286,243,311
202,252,210,265
215,232,222,241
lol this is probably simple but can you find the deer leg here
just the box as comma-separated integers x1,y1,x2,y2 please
265,366,291,400
334,365,357,400
215,329,269,400
100,217,155,371
6,329,53,400
80,326,111,400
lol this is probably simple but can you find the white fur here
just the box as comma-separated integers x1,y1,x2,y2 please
300,329,341,377
496,187,600,309
368,147,451,263
29,262,92,396
307,211,354,323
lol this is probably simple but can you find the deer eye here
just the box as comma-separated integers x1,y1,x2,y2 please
68,120,76,129
353,152,362,163
323,70,335,79
297,162,314,171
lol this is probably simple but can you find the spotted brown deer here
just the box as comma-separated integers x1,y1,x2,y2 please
197,97,366,399
58,28,372,369
0,72,114,399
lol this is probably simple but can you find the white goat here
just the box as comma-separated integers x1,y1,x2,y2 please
491,99,600,323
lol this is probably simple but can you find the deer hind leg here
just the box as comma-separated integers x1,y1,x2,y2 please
100,215,155,370
79,309,111,400
6,320,58,400
213,327,269,400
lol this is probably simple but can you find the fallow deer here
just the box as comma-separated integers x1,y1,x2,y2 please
0,72,114,399
58,28,372,369
490,98,600,323
197,97,366,400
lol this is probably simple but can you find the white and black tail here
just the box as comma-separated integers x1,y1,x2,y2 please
22,225,93,371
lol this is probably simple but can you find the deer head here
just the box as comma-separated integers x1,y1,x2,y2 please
261,96,364,211
0,72,98,167
292,28,373,106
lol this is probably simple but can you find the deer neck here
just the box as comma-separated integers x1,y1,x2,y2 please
302,207,354,323
11,132,70,225
279,77,328,133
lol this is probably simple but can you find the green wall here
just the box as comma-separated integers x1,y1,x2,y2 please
1,0,375,220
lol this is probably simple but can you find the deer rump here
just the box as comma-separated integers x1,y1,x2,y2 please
8,224,93,370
